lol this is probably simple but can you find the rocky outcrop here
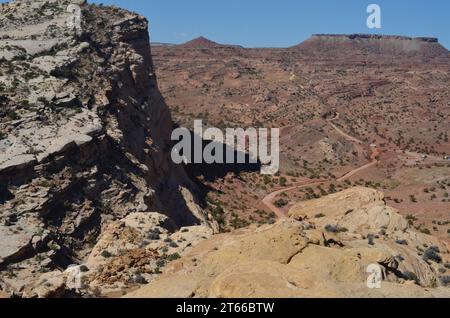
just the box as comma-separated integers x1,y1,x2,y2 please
81,212,212,296
289,187,408,234
128,187,450,298
0,0,211,297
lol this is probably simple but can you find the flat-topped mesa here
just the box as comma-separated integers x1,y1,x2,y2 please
293,33,448,58
311,34,439,43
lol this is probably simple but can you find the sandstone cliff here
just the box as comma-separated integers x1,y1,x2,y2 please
0,0,210,297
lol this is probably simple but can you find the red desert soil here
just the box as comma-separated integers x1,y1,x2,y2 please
152,35,450,239
262,113,380,217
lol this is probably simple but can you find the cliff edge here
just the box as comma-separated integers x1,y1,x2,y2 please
0,0,211,297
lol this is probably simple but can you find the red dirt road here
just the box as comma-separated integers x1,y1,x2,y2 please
262,114,379,217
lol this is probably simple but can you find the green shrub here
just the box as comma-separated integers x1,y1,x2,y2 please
167,253,181,261
101,250,112,258
402,271,419,284
395,239,408,246
324,224,348,233
274,198,288,208
440,276,450,287
423,246,442,263
420,228,431,235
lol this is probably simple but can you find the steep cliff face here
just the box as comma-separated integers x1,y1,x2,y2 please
0,0,210,296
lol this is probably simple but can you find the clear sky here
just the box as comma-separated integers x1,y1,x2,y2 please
2,0,449,49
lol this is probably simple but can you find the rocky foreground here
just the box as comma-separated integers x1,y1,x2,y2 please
128,187,450,298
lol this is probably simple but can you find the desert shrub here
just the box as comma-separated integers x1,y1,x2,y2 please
6,110,19,120
395,239,409,246
135,275,148,284
167,253,181,261
129,274,147,285
101,250,112,258
169,242,178,248
324,224,348,233
147,228,160,240
440,276,450,287
274,199,288,208
324,225,338,233
420,228,431,235
209,204,225,226
423,246,442,263
79,265,89,272
367,234,375,246
156,259,166,268
315,213,325,218
402,271,419,284
148,232,160,240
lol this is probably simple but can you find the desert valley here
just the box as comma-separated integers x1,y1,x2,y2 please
152,34,450,241
0,0,449,299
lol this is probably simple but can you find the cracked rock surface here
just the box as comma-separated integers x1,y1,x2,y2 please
128,188,450,298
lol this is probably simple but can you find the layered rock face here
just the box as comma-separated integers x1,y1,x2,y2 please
129,187,450,298
0,0,210,297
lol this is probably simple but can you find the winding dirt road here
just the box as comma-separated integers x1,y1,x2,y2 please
262,114,379,218
261,180,325,218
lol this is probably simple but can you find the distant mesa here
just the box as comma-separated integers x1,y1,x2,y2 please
310,34,439,43
178,36,242,49
292,34,449,57
179,36,223,48
151,42,176,47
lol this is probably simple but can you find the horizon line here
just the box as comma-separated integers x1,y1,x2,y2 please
150,33,449,51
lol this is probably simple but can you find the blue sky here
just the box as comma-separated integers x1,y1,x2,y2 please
2,1,449,48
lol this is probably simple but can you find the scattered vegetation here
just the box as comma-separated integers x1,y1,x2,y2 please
324,224,348,233
422,246,442,263
101,250,113,258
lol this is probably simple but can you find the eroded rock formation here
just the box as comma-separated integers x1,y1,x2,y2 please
128,187,450,298
0,0,211,297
